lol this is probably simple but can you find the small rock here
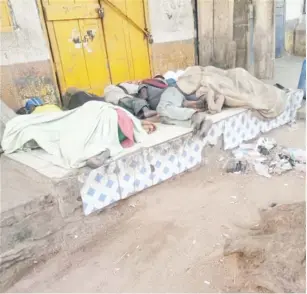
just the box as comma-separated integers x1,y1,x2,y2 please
204,280,211,285
192,240,196,245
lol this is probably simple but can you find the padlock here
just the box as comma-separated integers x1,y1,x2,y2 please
97,7,104,19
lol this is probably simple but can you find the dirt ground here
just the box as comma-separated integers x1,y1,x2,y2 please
8,121,306,293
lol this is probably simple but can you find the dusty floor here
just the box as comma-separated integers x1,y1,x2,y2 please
8,121,306,293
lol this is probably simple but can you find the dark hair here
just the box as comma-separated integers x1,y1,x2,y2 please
154,75,165,80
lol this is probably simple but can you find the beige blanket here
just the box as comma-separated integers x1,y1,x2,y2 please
176,66,286,118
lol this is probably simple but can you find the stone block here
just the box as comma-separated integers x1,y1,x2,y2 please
52,177,83,218
1,205,64,253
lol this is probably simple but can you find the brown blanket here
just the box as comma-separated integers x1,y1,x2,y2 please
176,66,286,119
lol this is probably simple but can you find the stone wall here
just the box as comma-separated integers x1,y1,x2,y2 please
0,0,59,110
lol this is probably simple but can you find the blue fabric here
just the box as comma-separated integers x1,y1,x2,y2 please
298,59,306,97
25,97,43,111
166,78,177,86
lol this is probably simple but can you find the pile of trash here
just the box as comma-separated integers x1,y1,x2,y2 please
225,137,306,178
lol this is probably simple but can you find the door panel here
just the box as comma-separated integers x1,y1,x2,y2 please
43,0,151,96
102,0,151,83
125,0,151,80
78,19,110,95
102,0,133,84
53,21,91,90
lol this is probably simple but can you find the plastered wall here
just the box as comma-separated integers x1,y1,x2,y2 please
0,0,59,110
148,0,196,74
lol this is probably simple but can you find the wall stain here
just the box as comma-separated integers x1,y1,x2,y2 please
14,67,58,106
70,28,96,52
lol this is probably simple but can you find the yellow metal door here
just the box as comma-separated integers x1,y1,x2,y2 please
43,0,111,96
43,0,151,96
102,0,151,84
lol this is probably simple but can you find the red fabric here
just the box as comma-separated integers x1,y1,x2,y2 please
116,108,135,148
142,78,168,89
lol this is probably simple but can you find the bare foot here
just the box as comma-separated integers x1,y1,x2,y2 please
183,100,205,109
142,120,157,134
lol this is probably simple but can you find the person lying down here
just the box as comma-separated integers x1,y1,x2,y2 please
2,101,156,169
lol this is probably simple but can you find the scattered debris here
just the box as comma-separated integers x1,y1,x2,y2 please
283,148,306,164
228,137,305,178
254,162,271,178
204,280,211,285
192,240,197,245
257,137,277,155
225,159,248,174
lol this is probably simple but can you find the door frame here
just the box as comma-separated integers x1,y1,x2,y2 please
36,0,62,104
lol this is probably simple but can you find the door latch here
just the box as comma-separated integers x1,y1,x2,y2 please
144,28,153,44
97,7,104,19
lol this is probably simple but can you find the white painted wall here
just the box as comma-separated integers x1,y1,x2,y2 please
286,0,304,20
0,0,50,66
148,0,195,43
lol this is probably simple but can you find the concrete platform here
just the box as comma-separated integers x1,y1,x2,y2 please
0,89,303,291
3,90,303,216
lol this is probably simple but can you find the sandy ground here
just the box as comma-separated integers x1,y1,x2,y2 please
8,121,305,293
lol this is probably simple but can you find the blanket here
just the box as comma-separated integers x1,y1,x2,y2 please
176,66,286,118
2,101,147,169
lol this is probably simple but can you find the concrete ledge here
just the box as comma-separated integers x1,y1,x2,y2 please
0,90,303,291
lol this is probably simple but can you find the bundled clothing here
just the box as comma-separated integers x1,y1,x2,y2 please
157,86,197,128
66,90,105,110
104,84,149,118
